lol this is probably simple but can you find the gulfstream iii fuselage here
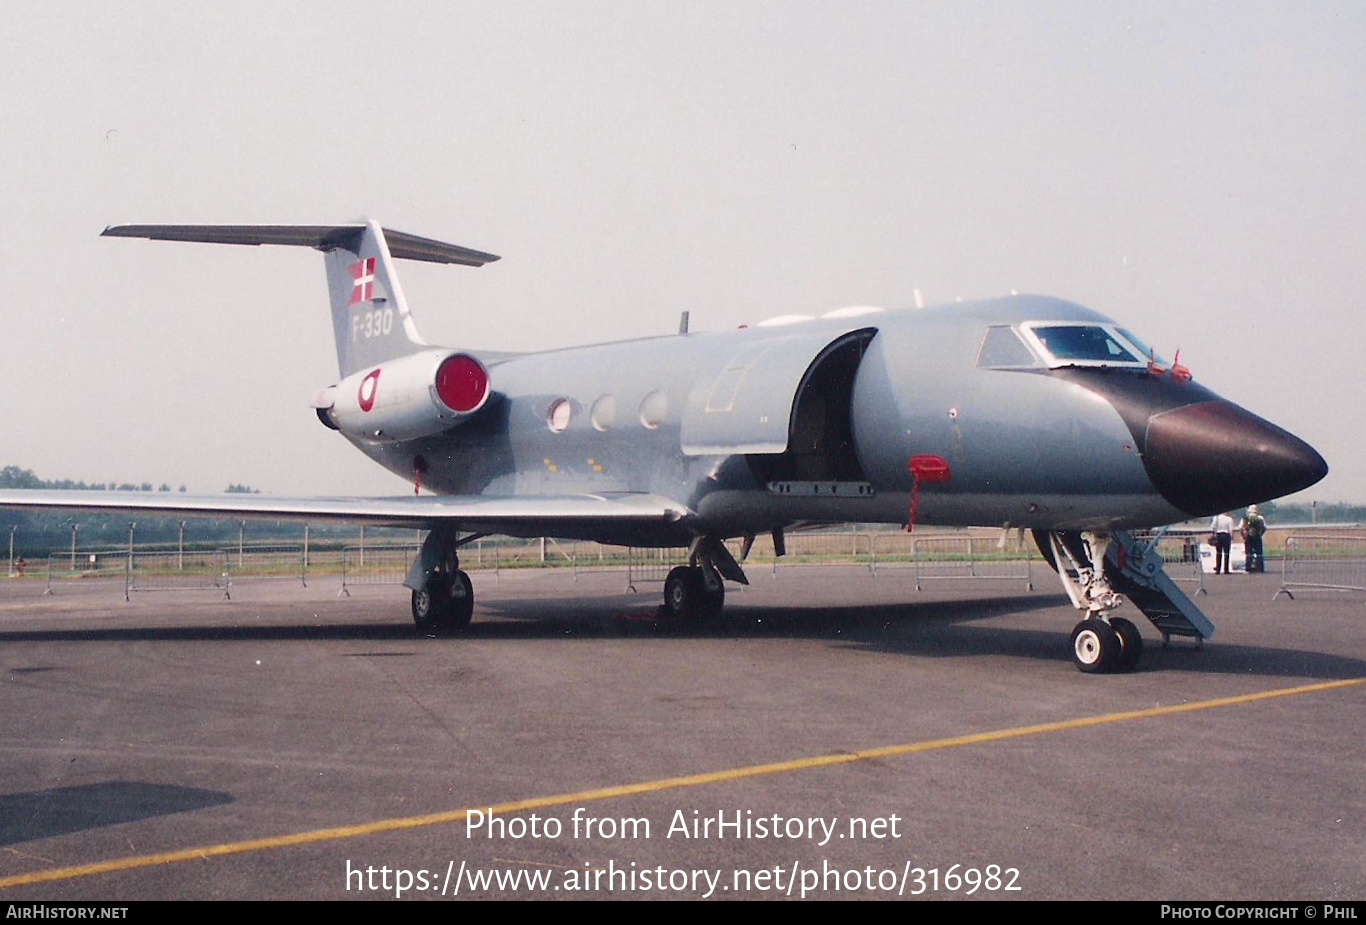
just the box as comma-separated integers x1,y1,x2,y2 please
0,222,1328,672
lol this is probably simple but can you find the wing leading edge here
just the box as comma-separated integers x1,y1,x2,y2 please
0,490,689,536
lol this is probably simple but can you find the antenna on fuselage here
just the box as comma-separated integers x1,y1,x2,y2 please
913,289,925,309
678,311,690,335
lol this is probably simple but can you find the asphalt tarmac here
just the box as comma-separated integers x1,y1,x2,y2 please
0,565,1361,901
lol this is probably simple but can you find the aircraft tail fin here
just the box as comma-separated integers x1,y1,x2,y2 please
101,222,500,378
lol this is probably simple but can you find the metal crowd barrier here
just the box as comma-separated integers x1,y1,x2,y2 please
625,546,690,590
769,531,872,577
128,548,229,595
869,531,1034,591
45,546,232,600
220,544,306,586
44,550,135,596
570,541,634,583
33,530,1064,603
1275,534,1366,600
338,544,422,596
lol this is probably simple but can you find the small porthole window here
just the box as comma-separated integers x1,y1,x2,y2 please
591,395,616,432
638,390,667,429
547,398,572,433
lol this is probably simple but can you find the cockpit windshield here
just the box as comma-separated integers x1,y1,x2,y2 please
1020,323,1149,368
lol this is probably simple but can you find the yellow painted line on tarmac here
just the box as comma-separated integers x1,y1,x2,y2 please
2,676,1361,889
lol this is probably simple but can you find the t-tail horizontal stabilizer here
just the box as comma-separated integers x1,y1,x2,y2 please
100,224,500,266
101,222,500,378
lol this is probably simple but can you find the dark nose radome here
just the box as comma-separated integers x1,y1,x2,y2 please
1143,400,1328,517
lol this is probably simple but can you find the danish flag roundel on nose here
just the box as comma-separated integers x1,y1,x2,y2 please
358,368,381,412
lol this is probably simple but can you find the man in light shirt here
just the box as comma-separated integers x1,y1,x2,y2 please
1210,511,1235,574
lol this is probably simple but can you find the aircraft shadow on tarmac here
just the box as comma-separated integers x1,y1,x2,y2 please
0,781,233,846
3,592,1360,680
481,594,1366,680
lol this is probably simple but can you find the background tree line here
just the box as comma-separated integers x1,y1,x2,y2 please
1,467,409,556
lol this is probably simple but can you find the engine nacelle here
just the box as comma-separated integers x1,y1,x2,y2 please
314,350,491,442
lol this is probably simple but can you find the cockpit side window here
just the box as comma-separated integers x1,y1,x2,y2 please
1021,323,1146,367
1118,327,1167,365
976,325,1039,368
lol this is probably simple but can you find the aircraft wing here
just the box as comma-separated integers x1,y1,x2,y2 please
0,490,689,535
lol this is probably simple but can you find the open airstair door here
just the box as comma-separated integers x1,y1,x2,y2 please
1104,531,1216,645
680,326,877,483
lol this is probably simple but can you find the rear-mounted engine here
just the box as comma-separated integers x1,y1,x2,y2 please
314,350,491,442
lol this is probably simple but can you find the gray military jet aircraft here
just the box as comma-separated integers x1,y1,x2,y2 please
0,223,1327,672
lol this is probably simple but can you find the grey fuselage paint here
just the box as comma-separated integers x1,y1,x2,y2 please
346,295,1322,545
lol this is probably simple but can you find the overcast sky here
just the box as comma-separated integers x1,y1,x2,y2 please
4,1,1363,504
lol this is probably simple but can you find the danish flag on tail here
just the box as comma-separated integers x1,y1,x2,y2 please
349,257,377,304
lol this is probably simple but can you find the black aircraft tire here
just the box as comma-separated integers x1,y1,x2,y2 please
1070,618,1121,673
412,576,450,632
448,570,475,631
1109,617,1144,672
664,566,705,620
699,575,725,621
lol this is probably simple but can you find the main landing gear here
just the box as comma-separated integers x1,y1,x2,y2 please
660,535,749,621
411,568,474,634
663,565,725,621
406,527,479,634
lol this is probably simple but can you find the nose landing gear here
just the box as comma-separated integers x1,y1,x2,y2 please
1038,529,1210,673
1069,614,1143,673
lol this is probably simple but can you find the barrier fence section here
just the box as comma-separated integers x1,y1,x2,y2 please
44,550,136,596
868,531,1034,590
769,531,872,577
128,548,229,594
339,544,422,596
1276,533,1366,599
221,545,306,586
480,537,571,574
44,546,232,600
31,530,1080,601
570,541,634,584
625,546,690,589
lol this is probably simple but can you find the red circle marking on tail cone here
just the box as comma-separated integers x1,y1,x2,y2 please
358,369,381,412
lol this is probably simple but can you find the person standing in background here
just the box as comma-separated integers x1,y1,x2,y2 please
1239,504,1267,573
1210,511,1235,574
